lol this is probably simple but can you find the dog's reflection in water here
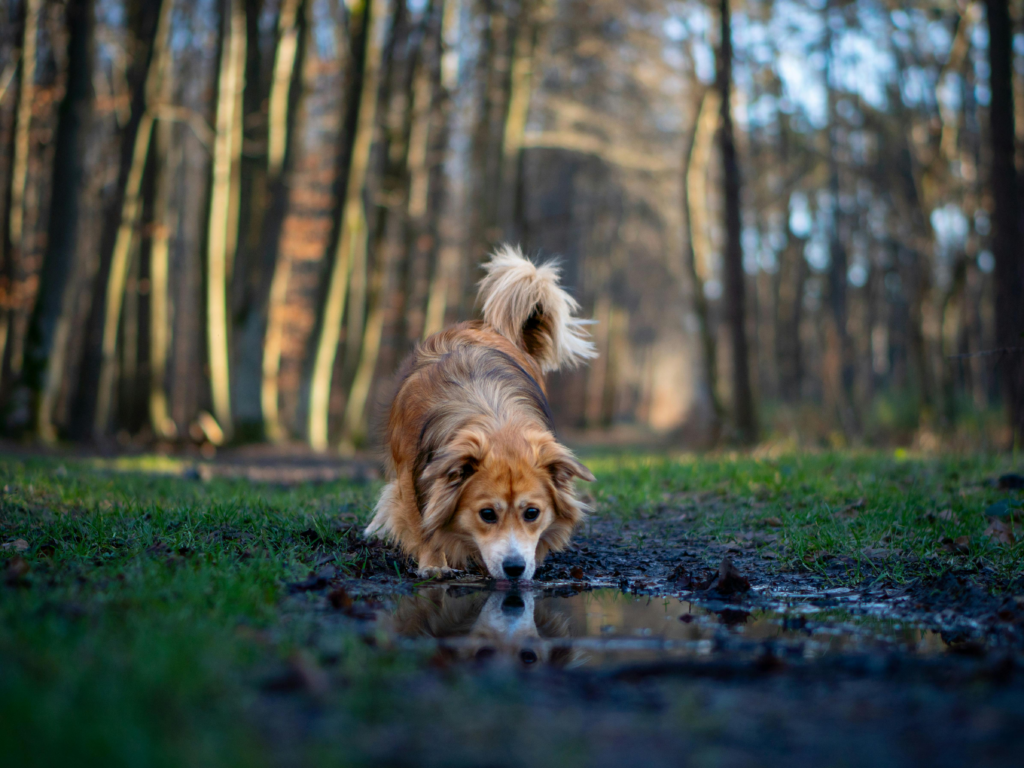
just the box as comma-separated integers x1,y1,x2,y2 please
390,589,573,667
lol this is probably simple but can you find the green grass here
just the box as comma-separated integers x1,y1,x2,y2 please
588,450,1023,582
1,450,1022,765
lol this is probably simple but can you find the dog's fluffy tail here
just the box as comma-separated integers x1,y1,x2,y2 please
478,244,596,372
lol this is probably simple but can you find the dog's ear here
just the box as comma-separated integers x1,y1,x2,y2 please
540,442,595,488
420,430,488,538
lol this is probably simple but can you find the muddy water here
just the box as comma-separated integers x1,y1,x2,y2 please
382,586,948,669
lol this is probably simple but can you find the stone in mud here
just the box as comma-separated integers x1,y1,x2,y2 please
667,564,715,590
712,558,751,595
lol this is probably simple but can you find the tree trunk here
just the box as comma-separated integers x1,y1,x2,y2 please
1,0,41,389
22,0,95,437
985,0,1024,445
823,1,857,437
94,0,173,436
421,0,462,339
499,1,537,237
149,93,176,439
205,0,248,440
776,221,806,402
399,0,445,347
260,0,308,443
308,0,388,451
717,0,756,444
682,85,722,423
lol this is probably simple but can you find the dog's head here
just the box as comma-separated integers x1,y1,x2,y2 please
419,422,593,580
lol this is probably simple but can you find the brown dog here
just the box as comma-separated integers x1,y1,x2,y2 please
365,245,596,580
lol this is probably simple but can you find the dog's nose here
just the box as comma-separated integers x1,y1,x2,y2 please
502,594,525,612
502,558,526,579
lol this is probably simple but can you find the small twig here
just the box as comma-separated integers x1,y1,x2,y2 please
948,346,1024,360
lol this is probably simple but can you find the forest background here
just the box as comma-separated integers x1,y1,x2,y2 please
0,0,1022,454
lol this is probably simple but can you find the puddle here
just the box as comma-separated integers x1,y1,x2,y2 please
380,586,949,669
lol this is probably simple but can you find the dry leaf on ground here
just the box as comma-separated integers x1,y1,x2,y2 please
982,520,1016,546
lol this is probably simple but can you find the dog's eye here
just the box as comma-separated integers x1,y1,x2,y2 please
524,507,540,522
479,508,498,523
520,649,538,664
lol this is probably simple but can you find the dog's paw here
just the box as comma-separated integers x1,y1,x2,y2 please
416,566,456,580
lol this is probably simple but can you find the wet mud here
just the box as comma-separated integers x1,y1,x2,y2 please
272,514,1024,767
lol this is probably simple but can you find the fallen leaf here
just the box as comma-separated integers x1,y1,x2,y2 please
1,539,28,552
763,517,783,528
5,556,30,584
942,536,970,555
327,586,353,609
802,549,831,563
569,566,585,580
982,520,1016,546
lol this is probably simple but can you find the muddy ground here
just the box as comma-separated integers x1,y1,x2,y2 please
275,511,1024,767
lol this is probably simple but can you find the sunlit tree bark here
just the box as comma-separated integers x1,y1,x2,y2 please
94,0,174,436
205,0,248,440
1,0,41,388
149,68,177,440
260,0,308,443
308,0,388,451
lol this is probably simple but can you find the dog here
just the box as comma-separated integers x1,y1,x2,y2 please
388,587,575,667
364,245,596,580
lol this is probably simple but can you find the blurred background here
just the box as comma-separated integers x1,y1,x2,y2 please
0,0,1021,454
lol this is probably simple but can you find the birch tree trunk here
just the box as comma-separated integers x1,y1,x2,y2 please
308,0,388,452
94,0,174,436
205,0,248,440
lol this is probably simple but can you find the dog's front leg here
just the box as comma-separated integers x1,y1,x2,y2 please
415,546,453,579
